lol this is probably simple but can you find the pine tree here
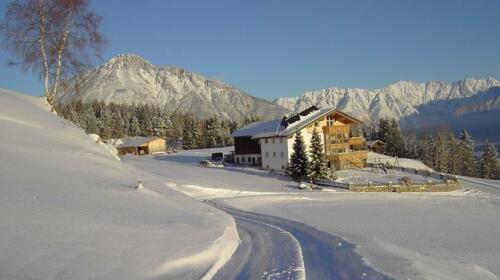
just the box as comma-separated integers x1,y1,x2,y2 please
480,142,499,179
457,130,477,177
418,135,434,167
109,112,124,139
84,110,99,134
129,116,141,136
308,128,328,181
98,107,113,139
182,115,197,149
204,117,221,148
433,133,449,172
288,130,309,180
447,133,460,175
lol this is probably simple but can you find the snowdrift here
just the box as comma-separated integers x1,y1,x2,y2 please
0,89,237,279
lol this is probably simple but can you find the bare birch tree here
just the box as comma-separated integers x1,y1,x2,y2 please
0,0,105,104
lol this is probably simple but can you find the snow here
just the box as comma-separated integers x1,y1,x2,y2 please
55,54,289,121
230,119,281,138
367,151,432,171
124,146,500,280
276,78,500,140
89,133,120,160
0,89,238,279
219,193,500,280
115,136,159,148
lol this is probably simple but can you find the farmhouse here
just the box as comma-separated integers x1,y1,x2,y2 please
366,139,385,154
116,136,166,155
231,106,367,171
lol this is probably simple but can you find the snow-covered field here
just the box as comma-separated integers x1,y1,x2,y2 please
126,148,500,280
3,88,500,280
0,89,238,279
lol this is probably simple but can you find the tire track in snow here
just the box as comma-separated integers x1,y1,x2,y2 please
211,202,391,280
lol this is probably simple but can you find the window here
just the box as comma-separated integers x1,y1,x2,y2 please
266,152,269,157
279,138,283,143
265,138,268,144
248,157,251,162
272,138,275,143
273,152,276,157
242,157,245,163
327,115,335,126
280,151,284,157
236,157,239,163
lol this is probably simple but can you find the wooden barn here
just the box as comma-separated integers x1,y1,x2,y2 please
116,136,166,155
366,140,385,154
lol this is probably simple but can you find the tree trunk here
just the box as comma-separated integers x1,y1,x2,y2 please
51,10,72,102
37,0,51,103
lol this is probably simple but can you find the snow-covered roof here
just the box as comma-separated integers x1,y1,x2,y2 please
277,108,335,136
230,119,282,138
116,136,160,148
366,140,385,146
231,106,364,140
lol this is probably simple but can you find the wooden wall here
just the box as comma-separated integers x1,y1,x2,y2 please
147,138,166,154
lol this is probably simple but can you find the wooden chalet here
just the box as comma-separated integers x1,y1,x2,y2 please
116,136,166,155
231,106,368,171
366,140,385,154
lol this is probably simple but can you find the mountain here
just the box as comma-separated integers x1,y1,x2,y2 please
274,78,500,140
55,54,290,121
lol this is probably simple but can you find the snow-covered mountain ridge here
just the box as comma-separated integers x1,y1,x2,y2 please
55,54,290,121
274,78,500,139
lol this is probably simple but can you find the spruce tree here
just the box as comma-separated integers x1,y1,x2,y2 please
204,118,221,148
457,130,477,177
480,142,498,179
288,130,309,180
182,115,197,149
84,110,99,134
98,107,113,139
129,116,141,136
433,133,449,172
308,128,328,181
447,133,460,175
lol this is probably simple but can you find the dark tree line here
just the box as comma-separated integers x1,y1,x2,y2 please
56,101,249,149
377,118,500,179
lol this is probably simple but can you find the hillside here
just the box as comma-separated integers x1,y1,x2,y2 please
0,89,237,279
275,78,500,139
55,54,290,121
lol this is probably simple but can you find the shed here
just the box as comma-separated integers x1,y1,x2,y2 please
116,136,166,155
366,140,385,154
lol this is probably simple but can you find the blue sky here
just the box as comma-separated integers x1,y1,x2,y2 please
1,0,499,100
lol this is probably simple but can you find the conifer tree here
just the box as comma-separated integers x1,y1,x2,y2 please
447,133,460,175
204,117,221,148
98,108,113,139
480,142,498,179
129,116,141,136
109,112,124,139
182,115,197,149
84,110,99,134
433,133,449,172
288,130,309,180
457,130,477,176
308,128,328,181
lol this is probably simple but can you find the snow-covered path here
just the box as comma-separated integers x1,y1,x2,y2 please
212,203,390,280
458,176,500,197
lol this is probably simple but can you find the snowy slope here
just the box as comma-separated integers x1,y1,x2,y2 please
126,147,500,280
275,78,500,139
0,89,238,279
55,54,290,121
